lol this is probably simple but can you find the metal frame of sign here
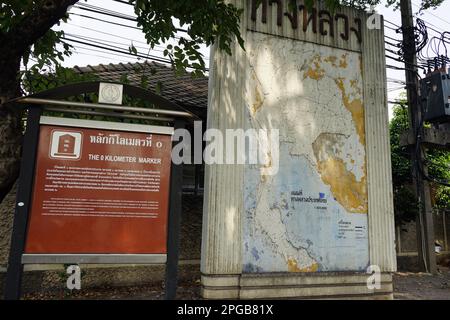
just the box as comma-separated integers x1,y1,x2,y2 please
3,82,196,300
22,115,175,264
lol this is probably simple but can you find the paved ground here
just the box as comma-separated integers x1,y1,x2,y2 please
393,266,450,300
22,267,450,300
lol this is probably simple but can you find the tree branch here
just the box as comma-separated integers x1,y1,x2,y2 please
5,0,79,55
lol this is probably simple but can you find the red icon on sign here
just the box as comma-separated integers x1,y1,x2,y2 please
55,134,77,157
49,130,82,160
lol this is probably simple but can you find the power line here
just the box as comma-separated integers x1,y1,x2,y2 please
385,23,400,32
76,2,137,19
62,36,209,72
74,48,140,62
386,13,446,37
411,0,450,29
72,2,189,33
62,36,173,65
388,87,406,92
64,24,209,62
63,1,444,87
112,0,134,6
386,46,401,56
70,3,427,62
422,21,446,36
65,32,166,54
73,4,138,23
385,34,403,43
74,45,139,60
62,31,209,66
69,12,140,31
387,77,407,84
386,54,427,69
415,14,447,36
385,19,401,29
385,39,401,48
65,23,165,49
68,11,183,41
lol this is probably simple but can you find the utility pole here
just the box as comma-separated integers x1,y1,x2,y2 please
400,0,437,274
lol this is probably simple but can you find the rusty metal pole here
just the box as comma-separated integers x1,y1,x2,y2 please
400,0,437,274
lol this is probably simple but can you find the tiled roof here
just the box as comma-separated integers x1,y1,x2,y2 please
73,61,209,112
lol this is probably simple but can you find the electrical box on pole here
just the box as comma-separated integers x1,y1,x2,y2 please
420,71,450,123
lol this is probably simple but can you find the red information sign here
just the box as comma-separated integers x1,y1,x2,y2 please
25,123,172,254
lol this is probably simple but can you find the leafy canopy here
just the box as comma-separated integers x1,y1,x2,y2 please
0,0,245,82
133,0,244,77
2,0,446,86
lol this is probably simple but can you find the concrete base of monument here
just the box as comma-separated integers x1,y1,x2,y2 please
201,272,394,300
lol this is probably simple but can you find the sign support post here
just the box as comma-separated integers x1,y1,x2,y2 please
165,118,185,300
4,107,42,300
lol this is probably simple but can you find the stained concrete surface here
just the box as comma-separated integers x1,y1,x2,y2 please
393,266,450,300
19,267,450,300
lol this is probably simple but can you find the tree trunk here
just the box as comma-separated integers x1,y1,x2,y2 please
0,54,23,203
0,181,17,264
0,1,79,204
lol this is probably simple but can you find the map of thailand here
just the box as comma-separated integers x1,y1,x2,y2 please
243,32,369,273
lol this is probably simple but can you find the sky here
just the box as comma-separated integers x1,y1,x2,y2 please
52,0,450,119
